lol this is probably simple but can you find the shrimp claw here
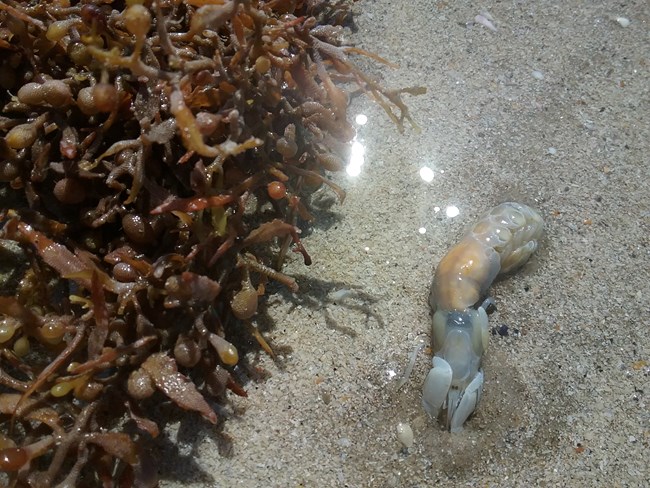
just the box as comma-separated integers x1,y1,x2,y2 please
422,356,452,419
422,202,544,431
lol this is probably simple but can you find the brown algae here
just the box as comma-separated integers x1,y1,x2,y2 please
0,0,423,485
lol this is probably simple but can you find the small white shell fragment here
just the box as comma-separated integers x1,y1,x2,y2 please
531,70,545,80
338,437,351,447
396,422,414,449
474,14,497,32
616,17,631,27
329,288,353,301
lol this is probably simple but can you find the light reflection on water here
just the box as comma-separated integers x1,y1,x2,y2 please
346,138,365,177
346,113,463,238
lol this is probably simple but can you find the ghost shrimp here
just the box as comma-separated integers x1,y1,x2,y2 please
422,202,544,432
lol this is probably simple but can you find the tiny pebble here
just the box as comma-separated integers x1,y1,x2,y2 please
531,70,545,80
491,324,509,336
396,422,414,449
616,17,631,27
548,147,557,155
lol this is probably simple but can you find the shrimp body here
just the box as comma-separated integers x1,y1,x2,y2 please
422,202,543,431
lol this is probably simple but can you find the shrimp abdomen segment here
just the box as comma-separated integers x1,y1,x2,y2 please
476,202,544,274
430,237,500,312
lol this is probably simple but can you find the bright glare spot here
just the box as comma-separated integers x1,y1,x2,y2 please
355,113,368,125
346,140,365,177
419,166,435,182
351,140,365,158
364,246,370,252
346,163,362,177
387,369,397,379
446,205,460,218
418,227,427,234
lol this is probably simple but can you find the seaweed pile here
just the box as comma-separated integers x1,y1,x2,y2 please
0,0,421,486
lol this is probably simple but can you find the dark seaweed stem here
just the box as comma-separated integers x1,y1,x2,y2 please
0,0,423,485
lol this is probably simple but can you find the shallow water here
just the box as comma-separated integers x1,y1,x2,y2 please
162,1,650,486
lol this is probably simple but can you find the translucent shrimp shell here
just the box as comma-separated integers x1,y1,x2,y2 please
430,202,544,313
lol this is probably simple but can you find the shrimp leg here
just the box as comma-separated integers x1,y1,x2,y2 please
422,202,544,431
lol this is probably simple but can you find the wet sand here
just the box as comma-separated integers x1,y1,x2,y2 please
161,1,650,486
